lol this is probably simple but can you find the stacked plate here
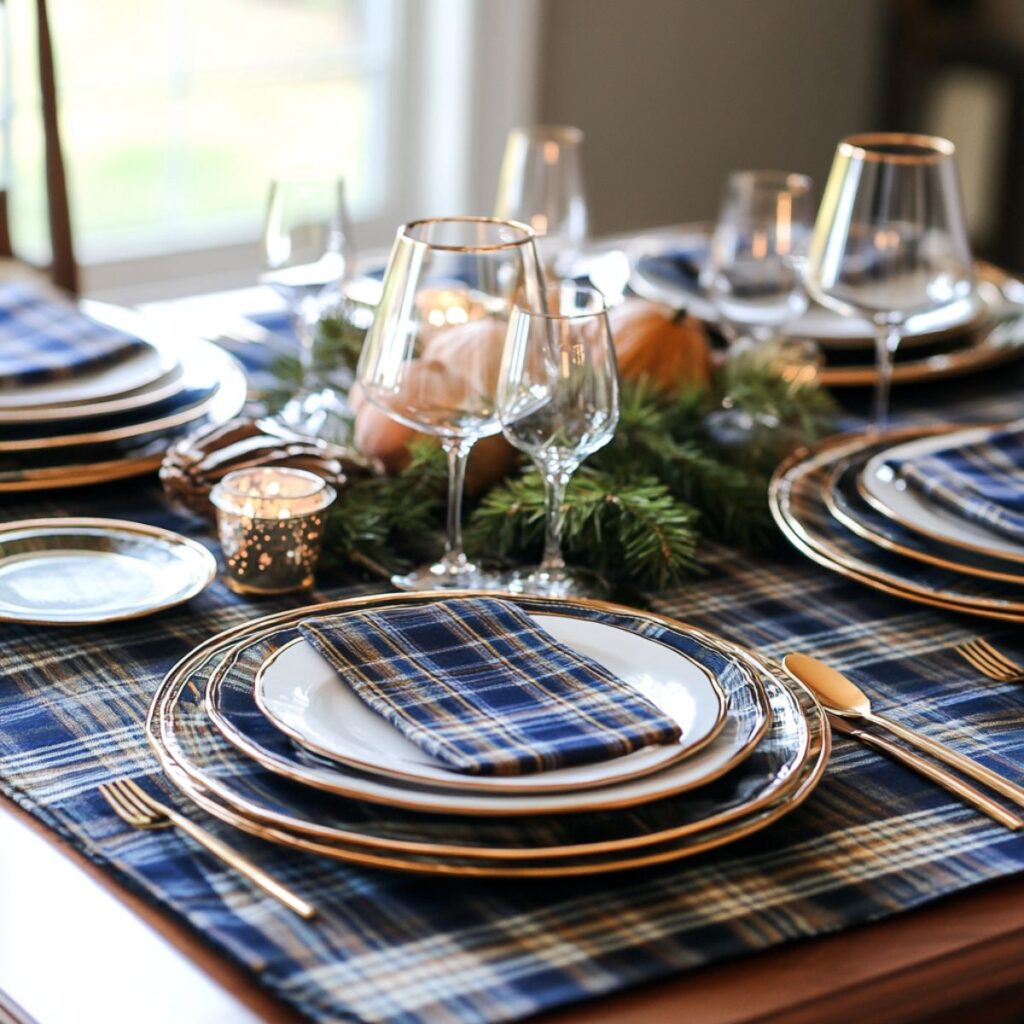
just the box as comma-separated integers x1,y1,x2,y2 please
609,223,1024,388
770,425,1024,622
0,295,247,493
146,592,830,877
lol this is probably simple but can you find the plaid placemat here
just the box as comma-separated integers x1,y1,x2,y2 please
0,281,147,388
299,598,681,775
890,419,1024,543
1,353,1024,1023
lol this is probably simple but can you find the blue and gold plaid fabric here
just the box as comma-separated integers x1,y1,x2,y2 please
299,598,681,775
1,353,1024,1023
891,420,1024,543
0,281,147,389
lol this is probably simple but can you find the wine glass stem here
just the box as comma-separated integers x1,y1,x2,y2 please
873,324,902,432
539,465,572,579
292,298,317,389
441,438,473,571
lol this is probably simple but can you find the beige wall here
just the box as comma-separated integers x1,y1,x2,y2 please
537,0,885,235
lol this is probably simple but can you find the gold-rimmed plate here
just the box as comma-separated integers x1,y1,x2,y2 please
146,592,825,872
245,619,730,801
824,435,1024,585
200,609,770,813
0,518,216,625
155,699,827,878
770,432,1024,622
859,424,1024,566
0,339,246,453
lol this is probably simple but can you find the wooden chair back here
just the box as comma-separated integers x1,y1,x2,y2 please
0,0,77,293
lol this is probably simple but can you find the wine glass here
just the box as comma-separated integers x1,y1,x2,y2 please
496,282,619,597
702,170,817,440
805,133,974,430
494,125,588,276
260,176,355,430
357,216,546,591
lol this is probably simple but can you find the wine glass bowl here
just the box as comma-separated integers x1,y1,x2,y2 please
496,282,619,597
357,216,545,591
494,125,589,275
805,133,974,428
703,170,814,344
260,176,355,436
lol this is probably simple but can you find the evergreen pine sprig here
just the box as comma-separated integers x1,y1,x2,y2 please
266,322,838,586
466,467,701,589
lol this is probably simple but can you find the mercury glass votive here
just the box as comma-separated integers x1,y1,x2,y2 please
210,467,336,595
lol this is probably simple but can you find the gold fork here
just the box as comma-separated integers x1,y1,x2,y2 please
955,638,1024,684
99,777,315,919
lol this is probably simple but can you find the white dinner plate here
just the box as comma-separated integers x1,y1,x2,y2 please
860,426,1024,566
0,518,216,624
256,614,726,794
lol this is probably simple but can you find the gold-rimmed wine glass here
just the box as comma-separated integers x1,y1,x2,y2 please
805,133,974,430
357,216,546,591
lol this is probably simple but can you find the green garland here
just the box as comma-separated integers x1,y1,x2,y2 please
268,312,836,589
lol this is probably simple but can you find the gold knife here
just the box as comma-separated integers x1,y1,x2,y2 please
828,714,1023,831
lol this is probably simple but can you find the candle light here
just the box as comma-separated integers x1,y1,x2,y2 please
210,467,336,595
416,285,484,329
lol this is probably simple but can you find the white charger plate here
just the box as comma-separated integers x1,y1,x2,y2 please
255,614,726,795
860,426,1024,566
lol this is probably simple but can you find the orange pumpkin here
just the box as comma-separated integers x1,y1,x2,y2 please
351,366,517,494
608,299,712,392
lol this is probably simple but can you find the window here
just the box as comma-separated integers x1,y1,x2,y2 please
9,0,399,261
4,0,540,299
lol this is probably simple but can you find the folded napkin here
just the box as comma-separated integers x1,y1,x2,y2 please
638,246,706,292
889,421,1024,543
0,281,147,390
298,598,681,775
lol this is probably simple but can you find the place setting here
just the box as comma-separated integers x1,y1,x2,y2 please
621,140,1024,394
0,277,247,493
143,590,829,881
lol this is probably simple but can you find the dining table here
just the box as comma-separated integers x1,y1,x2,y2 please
1,273,1024,1024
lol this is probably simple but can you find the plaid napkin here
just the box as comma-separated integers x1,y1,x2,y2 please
0,281,147,389
298,597,682,775
890,421,1024,543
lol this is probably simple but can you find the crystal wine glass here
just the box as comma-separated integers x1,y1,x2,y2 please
357,216,546,591
494,125,588,276
496,282,619,597
805,133,974,430
702,170,817,440
703,170,814,345
260,176,355,430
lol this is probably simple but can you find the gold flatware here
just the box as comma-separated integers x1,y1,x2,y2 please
955,638,1024,684
99,777,316,920
828,715,1023,831
783,652,1024,810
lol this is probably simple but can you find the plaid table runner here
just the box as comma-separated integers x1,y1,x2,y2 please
1,355,1024,1023
0,280,147,388
299,599,681,775
891,419,1024,543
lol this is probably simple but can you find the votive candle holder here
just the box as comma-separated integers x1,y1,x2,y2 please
210,467,336,595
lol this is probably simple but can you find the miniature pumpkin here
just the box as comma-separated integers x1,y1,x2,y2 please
608,299,712,392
